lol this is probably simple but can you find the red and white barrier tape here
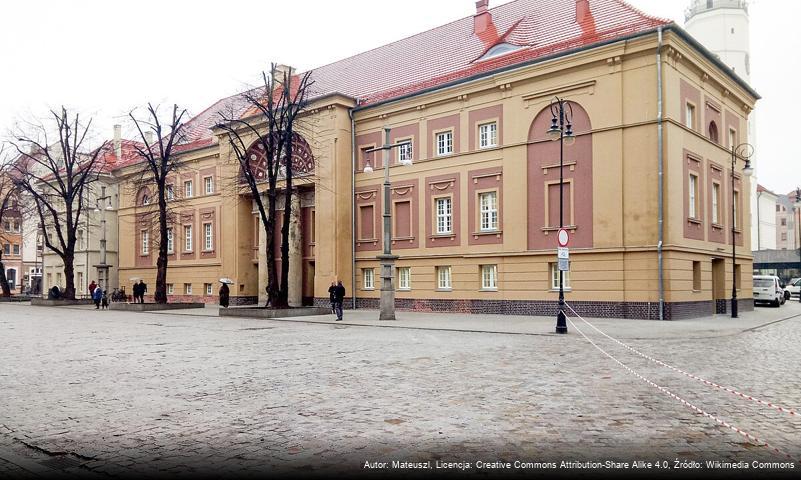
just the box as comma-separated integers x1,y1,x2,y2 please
564,303,799,419
565,315,795,461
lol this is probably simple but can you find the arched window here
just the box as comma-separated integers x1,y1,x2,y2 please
708,121,719,144
6,268,16,289
136,187,151,206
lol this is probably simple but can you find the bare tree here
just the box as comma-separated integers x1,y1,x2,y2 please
0,146,20,296
8,107,108,300
128,104,188,304
218,64,313,308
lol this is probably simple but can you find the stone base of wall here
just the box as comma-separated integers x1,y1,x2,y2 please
314,297,755,320
31,298,94,307
219,306,331,319
230,296,258,306
0,295,32,302
109,302,206,312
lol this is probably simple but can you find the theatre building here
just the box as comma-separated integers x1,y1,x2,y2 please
116,0,758,319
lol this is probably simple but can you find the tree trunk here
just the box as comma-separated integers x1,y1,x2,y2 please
278,187,292,308
155,185,169,303
0,253,10,297
265,191,280,307
63,253,76,300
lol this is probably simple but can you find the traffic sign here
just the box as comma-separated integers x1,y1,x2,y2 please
557,247,569,259
557,228,569,247
558,258,570,271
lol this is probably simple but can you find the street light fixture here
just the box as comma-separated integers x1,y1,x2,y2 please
548,97,576,334
729,143,753,318
362,127,413,320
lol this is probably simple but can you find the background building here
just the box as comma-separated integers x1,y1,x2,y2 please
753,184,777,251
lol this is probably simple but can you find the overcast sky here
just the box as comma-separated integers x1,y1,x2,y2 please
0,0,797,194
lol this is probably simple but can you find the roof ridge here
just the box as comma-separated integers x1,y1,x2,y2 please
611,0,673,25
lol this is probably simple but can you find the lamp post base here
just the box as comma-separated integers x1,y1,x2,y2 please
556,309,568,334
377,254,399,321
731,297,738,318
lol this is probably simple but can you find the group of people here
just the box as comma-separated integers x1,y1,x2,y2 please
328,280,346,321
131,280,148,303
88,280,108,309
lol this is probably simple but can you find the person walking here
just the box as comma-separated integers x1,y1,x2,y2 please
101,289,109,310
328,281,337,314
131,282,140,303
88,280,97,297
219,282,230,308
334,280,346,321
138,280,147,303
92,286,103,309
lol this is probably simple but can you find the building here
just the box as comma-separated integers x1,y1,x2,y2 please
115,0,759,319
753,184,777,250
1,183,23,294
775,192,799,251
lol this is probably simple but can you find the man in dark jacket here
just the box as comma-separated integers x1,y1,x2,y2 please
219,283,230,308
138,280,147,303
334,280,346,321
132,282,140,303
328,281,337,314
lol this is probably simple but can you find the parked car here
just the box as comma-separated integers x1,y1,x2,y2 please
785,278,801,299
753,275,784,307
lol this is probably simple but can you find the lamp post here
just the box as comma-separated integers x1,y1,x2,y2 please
363,127,413,320
93,186,114,290
795,187,801,303
729,143,753,318
547,97,575,334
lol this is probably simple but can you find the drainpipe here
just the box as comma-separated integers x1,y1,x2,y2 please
349,108,357,310
657,26,665,321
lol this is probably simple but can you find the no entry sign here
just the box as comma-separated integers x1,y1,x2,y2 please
557,228,569,247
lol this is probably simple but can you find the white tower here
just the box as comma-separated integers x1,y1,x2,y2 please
684,0,761,249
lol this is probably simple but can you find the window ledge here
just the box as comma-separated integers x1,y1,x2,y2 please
362,288,375,291
550,288,573,292
687,217,702,225
473,230,502,237
436,288,453,292
357,238,378,243
479,144,499,150
711,223,724,229
692,289,702,293
541,225,577,232
430,233,456,239
391,236,415,242
480,288,498,292
397,288,411,292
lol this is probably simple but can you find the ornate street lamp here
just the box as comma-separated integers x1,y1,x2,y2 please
729,143,753,318
363,127,412,320
93,187,114,290
547,97,575,334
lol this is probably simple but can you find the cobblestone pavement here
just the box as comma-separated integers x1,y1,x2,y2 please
1,302,800,478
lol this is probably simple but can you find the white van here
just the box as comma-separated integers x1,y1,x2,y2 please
753,275,784,307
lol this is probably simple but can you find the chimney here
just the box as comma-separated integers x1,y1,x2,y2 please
474,0,491,35
576,0,590,23
113,124,122,161
272,64,294,89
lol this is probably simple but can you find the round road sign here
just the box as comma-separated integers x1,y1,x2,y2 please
557,228,569,247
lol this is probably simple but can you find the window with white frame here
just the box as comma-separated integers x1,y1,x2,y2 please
184,283,192,295
435,197,452,234
204,176,214,195
481,264,497,290
167,283,174,295
4,244,10,255
205,283,212,295
166,227,174,253
685,103,695,129
141,230,149,255
550,263,571,290
12,244,20,255
479,122,497,149
142,194,150,205
397,267,411,290
78,229,85,250
712,183,720,224
437,266,452,290
728,128,737,149
184,180,193,198
436,131,453,156
397,141,412,164
689,173,698,218
203,223,213,251
184,225,193,252
363,268,374,289
12,220,20,232
166,184,175,200
479,191,498,231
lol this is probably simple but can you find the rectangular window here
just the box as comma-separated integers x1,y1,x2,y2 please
437,266,452,290
167,228,174,254
77,272,83,291
397,267,411,290
12,221,20,232
712,183,720,224
479,122,497,149
689,174,698,218
78,229,85,250
728,128,736,148
479,191,498,231
394,201,411,238
436,131,453,156
693,261,701,290
550,263,571,290
685,103,695,129
184,180,193,198
781,218,787,226
3,221,8,231
184,283,192,295
363,268,374,290
12,244,19,255
2,244,8,255
435,197,452,234
204,176,214,195
397,141,412,164
184,225,193,252
733,190,739,229
166,184,175,201
167,283,174,295
203,223,213,251
205,283,213,296
782,232,788,241
481,264,497,290
141,230,149,255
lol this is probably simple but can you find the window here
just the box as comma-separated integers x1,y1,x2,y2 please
363,268,374,290
479,191,498,231
3,221,8,231
204,176,214,195
167,283,174,295
481,264,497,290
12,221,19,232
436,131,453,156
782,232,787,241
728,128,737,149
166,184,175,201
435,197,452,234
141,230,149,255
708,121,718,143
203,223,213,251
142,194,150,205
397,141,412,164
12,244,19,255
2,244,8,255
184,180,193,198
398,267,411,290
688,174,698,218
437,266,452,290
205,283,213,296
78,229,85,250
167,228,174,253
685,103,695,129
781,218,787,226
693,261,701,291
77,272,83,290
184,283,192,295
712,183,720,224
479,122,497,149
777,204,781,212
733,191,739,229
56,272,62,286
184,225,193,252
550,263,571,290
